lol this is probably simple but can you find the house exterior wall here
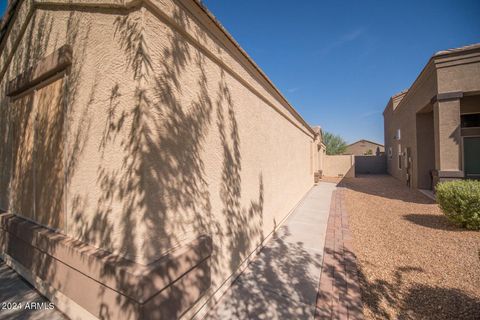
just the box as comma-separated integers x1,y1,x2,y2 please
0,0,316,319
141,4,315,310
436,52,480,93
415,111,435,189
384,64,438,189
344,140,384,156
383,45,480,189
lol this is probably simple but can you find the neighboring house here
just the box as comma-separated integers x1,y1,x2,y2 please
384,44,480,190
0,1,322,319
344,139,384,156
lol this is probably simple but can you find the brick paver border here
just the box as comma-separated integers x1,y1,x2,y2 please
315,187,363,319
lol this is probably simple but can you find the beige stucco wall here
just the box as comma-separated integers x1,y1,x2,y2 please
139,2,315,295
383,46,480,189
323,155,355,178
0,0,315,317
436,53,480,94
384,64,438,188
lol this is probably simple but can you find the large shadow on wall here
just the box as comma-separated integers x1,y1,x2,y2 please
3,7,95,311
69,3,265,318
216,70,264,273
91,6,218,263
2,4,206,318
3,2,266,318
64,6,216,317
0,8,56,209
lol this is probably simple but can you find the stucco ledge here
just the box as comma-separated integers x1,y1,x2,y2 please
0,213,212,320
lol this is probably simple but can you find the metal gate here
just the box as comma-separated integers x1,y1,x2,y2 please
354,155,386,175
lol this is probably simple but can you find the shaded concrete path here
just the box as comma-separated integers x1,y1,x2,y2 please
205,182,337,319
0,260,67,320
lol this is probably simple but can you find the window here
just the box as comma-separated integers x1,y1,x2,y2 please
398,144,402,169
461,113,480,128
396,129,401,140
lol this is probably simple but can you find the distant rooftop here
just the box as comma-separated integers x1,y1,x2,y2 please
347,139,384,147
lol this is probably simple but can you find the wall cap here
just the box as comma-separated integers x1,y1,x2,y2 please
0,213,212,304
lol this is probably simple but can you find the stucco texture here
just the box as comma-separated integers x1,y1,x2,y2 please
0,0,315,317
383,67,438,188
383,45,480,189
323,155,355,178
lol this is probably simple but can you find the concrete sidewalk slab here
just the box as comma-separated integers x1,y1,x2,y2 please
205,182,336,320
206,273,315,320
278,222,326,252
0,260,66,320
239,236,322,307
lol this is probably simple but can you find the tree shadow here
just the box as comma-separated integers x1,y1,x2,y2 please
318,178,479,319
1,7,54,217
0,1,273,319
356,264,424,319
352,256,480,319
403,213,467,232
338,175,436,204
206,225,321,319
61,3,265,319
1,5,93,303
399,285,480,320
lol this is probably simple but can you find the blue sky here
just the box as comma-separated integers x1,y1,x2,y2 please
1,1,479,143
0,1,6,20
203,0,480,143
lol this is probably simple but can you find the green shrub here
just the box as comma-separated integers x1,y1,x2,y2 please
436,180,480,230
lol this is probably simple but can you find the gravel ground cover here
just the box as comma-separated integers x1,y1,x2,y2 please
340,175,480,320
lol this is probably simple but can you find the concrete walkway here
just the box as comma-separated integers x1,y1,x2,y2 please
205,182,337,320
0,260,66,320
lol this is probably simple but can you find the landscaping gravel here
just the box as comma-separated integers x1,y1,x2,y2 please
340,175,480,320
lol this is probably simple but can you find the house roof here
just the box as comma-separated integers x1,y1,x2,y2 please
347,139,384,148
434,43,480,57
383,42,480,116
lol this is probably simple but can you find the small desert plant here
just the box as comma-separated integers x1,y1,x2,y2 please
436,180,480,230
